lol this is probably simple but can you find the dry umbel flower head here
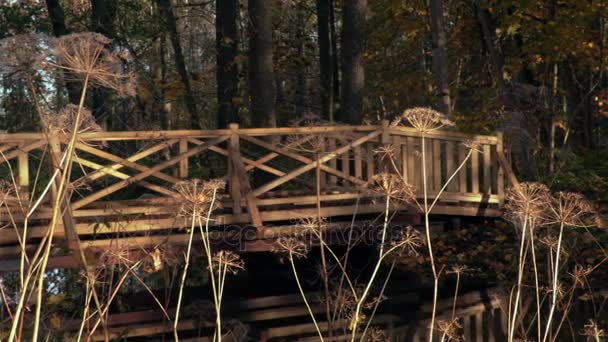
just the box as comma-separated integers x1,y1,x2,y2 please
368,172,416,203
503,182,550,224
297,216,329,235
0,33,50,77
173,179,225,219
392,107,454,133
40,104,103,134
273,236,309,259
210,250,245,275
363,326,389,341
435,318,463,341
545,192,595,228
580,320,605,339
47,32,136,97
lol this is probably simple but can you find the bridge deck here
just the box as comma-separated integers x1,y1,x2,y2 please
0,123,512,267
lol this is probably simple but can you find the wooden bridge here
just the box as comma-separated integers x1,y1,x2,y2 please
0,122,512,270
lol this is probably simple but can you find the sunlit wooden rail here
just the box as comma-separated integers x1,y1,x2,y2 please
0,122,512,265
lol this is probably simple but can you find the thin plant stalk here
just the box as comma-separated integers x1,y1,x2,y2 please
509,214,529,342
315,151,333,336
173,212,197,342
350,194,391,342
421,135,439,342
542,221,565,342
289,252,325,341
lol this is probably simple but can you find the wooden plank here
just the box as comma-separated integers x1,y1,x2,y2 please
475,311,483,342
341,140,350,180
366,144,374,180
251,131,381,196
319,136,326,186
328,137,337,184
17,146,29,199
75,157,179,198
354,145,362,179
82,139,178,182
423,137,433,191
471,146,479,194
464,314,472,341
48,133,79,247
229,128,243,215
445,141,457,192
392,135,402,175
179,138,188,178
75,143,182,185
496,132,505,202
401,137,407,181
243,135,315,172
389,126,499,144
458,143,468,193
496,150,519,190
0,140,46,161
240,135,367,186
229,124,263,231
189,138,285,177
71,136,229,209
433,139,442,191
483,144,492,194
406,137,417,188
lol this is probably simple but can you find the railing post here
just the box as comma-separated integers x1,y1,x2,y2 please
178,138,188,178
496,131,505,204
228,123,242,215
47,131,79,248
17,143,29,200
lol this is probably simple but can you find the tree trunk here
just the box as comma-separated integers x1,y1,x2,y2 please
216,0,240,128
329,0,340,118
156,0,200,129
248,0,276,128
429,0,451,115
340,0,366,124
45,0,81,105
316,0,334,121
91,0,116,126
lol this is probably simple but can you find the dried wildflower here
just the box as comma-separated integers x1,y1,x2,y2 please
569,264,593,289
387,225,422,257
273,237,309,259
394,107,454,133
0,33,50,77
40,104,102,134
297,216,329,235
0,180,15,204
580,320,605,339
545,192,595,228
174,179,225,219
47,32,136,97
211,250,245,275
289,112,331,127
435,318,463,341
368,173,416,203
374,144,396,161
447,264,473,276
503,182,550,225
363,326,389,341
462,139,481,152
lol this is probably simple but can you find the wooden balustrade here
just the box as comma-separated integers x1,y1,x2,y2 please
0,123,513,258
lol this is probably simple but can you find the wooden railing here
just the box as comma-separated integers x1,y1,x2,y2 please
0,123,509,253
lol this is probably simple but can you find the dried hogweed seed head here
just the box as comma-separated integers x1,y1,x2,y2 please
368,172,416,203
273,237,309,259
503,182,550,224
47,32,136,97
580,320,605,339
363,327,389,342
41,104,102,134
0,33,51,77
545,192,595,227
210,250,245,275
397,107,454,133
297,216,329,235
435,318,463,341
173,179,225,219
